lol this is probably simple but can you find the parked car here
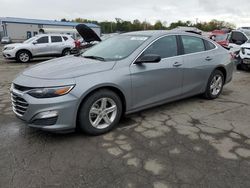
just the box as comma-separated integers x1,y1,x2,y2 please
211,34,229,49
1,36,12,44
228,30,250,52
10,31,234,135
2,34,74,63
238,39,250,70
70,24,102,55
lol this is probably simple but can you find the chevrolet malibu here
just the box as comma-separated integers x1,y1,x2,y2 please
11,30,234,135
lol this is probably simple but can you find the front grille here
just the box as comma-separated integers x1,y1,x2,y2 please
11,93,29,116
243,59,250,64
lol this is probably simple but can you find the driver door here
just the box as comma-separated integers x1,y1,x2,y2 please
130,35,183,110
32,36,51,56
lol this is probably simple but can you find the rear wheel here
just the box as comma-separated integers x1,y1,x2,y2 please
203,70,224,99
16,50,31,63
78,89,122,135
62,48,71,56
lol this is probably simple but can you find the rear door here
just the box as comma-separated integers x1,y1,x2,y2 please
179,35,215,97
130,35,183,109
50,35,64,54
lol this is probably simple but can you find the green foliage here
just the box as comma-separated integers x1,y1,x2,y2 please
62,18,236,33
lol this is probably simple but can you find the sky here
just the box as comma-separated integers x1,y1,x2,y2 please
0,0,249,27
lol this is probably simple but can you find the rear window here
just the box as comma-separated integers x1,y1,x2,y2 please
51,36,62,43
230,31,248,43
204,40,216,50
63,36,69,41
181,35,205,54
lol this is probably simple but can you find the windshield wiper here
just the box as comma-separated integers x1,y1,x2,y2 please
83,55,106,61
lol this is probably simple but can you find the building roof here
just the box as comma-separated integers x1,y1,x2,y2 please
0,17,100,28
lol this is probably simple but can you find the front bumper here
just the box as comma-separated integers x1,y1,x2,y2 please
11,88,79,132
2,50,16,59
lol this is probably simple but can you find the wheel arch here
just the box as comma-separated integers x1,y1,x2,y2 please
62,47,71,55
215,66,227,83
75,84,127,125
15,49,33,59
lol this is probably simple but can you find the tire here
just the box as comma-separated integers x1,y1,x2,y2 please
241,63,249,71
78,89,123,135
203,70,224,100
236,64,242,70
62,48,71,56
16,50,31,63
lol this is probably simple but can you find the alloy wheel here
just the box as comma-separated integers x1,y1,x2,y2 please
19,52,29,62
210,74,223,96
89,97,117,129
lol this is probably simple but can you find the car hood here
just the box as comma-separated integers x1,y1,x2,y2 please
76,24,101,43
4,43,23,48
22,56,116,79
241,43,250,48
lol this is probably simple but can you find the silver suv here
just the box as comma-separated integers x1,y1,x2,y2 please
2,34,75,63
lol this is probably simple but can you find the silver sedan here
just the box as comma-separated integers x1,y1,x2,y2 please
11,30,234,135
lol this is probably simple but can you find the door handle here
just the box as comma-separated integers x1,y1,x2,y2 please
205,56,212,61
173,62,183,67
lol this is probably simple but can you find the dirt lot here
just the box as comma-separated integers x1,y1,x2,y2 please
1,45,250,188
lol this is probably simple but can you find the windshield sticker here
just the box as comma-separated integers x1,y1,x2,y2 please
130,37,148,41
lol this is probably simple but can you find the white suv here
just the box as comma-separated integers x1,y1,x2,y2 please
2,34,75,63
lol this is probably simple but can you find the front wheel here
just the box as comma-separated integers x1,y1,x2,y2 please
203,70,224,99
78,89,123,135
16,51,31,63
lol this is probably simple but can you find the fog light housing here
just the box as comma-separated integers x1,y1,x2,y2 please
31,111,58,126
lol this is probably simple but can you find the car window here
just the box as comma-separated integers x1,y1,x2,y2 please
230,31,248,43
36,36,49,44
51,36,62,43
215,34,228,41
142,35,178,58
204,40,216,50
63,36,68,41
181,35,205,54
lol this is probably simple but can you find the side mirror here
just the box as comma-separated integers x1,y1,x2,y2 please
32,41,38,45
135,54,161,64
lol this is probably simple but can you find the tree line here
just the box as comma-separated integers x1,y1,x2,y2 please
61,18,236,33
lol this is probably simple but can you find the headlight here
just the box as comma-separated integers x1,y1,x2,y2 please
4,47,15,50
241,48,245,55
27,85,75,98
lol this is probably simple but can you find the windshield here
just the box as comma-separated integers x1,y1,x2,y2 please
23,36,38,43
82,35,149,61
215,34,228,41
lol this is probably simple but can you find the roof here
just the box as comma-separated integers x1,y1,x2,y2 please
123,30,209,40
123,30,171,36
123,30,198,36
171,26,203,33
0,17,100,28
